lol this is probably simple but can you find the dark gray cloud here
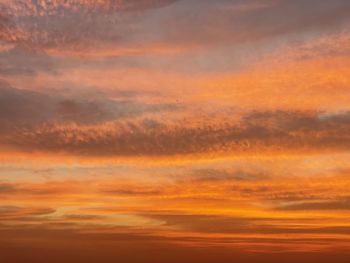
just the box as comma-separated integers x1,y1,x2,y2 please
1,0,349,52
0,81,181,131
0,0,180,49
0,45,55,76
1,97,350,156
136,0,350,49
0,81,53,128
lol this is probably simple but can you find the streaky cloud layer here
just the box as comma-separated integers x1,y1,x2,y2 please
1,0,350,262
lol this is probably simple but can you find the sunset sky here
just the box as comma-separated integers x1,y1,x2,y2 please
1,0,350,262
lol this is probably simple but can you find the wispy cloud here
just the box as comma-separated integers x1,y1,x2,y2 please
1,0,350,260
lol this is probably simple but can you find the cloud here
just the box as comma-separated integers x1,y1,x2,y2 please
141,213,350,235
1,0,180,16
188,169,269,182
0,45,55,76
1,0,349,55
0,0,180,51
103,188,163,196
0,205,55,220
278,199,350,211
0,183,16,193
0,81,181,132
1,220,350,262
1,1,350,260
63,214,105,220
3,224,349,263
1,108,349,157
132,0,350,50
0,181,71,197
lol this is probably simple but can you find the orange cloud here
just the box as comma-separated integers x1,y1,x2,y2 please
1,0,350,260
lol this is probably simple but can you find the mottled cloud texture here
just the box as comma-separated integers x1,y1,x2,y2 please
1,0,350,262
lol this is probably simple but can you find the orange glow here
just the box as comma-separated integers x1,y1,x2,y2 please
1,0,350,262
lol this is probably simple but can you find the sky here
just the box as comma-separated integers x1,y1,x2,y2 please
1,0,350,262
